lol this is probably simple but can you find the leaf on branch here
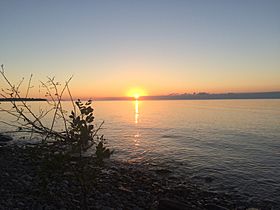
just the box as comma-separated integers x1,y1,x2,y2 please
85,100,92,105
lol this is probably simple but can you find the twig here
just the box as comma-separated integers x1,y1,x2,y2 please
25,74,33,98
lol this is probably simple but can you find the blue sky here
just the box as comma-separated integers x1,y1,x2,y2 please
0,0,280,97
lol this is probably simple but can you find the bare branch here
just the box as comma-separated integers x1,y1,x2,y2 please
25,74,33,98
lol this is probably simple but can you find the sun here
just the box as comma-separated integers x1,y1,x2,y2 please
127,88,147,99
133,93,140,99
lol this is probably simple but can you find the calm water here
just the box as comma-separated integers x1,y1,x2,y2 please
1,99,280,205
97,99,280,206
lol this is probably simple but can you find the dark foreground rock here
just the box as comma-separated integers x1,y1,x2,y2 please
0,145,272,210
0,133,13,146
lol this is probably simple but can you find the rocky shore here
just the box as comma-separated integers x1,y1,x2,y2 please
0,141,269,210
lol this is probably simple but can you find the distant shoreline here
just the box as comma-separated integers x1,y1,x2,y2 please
0,98,47,102
1,92,280,102
93,91,280,101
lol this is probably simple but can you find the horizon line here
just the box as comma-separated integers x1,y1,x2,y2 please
81,91,280,101
1,91,280,102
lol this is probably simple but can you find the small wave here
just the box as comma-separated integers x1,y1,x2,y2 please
161,134,183,139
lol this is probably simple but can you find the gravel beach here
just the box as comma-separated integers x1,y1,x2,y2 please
0,142,269,210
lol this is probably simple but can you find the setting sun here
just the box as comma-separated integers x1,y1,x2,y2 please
133,93,140,99
127,88,147,99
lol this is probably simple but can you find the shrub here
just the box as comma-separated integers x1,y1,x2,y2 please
0,64,113,209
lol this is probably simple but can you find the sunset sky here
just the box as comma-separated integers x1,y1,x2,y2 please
0,0,280,98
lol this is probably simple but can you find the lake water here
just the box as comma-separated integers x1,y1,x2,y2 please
1,99,280,206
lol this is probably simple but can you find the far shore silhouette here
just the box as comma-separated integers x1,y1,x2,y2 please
93,91,280,101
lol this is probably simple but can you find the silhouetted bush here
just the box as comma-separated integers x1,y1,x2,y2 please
0,64,113,209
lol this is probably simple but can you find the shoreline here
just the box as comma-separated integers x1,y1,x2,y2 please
0,142,272,210
0,98,47,102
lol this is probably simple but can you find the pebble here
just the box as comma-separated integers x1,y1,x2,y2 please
0,134,13,142
205,204,230,210
101,206,114,210
158,199,189,210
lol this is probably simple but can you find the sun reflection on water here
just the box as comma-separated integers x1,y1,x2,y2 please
134,132,140,146
134,99,140,146
134,99,139,124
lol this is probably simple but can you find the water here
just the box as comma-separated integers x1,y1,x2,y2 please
1,99,280,205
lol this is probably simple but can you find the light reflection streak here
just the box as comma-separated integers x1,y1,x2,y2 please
134,99,139,124
134,99,140,146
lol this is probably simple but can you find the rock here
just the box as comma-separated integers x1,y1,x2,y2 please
43,205,55,210
119,186,132,193
105,192,112,197
0,134,13,142
158,199,189,210
18,201,25,206
31,202,43,210
168,175,180,181
205,204,229,210
246,208,260,210
101,206,114,210
132,206,144,210
153,169,172,175
205,176,214,183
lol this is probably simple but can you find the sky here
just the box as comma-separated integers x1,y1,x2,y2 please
0,0,280,98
